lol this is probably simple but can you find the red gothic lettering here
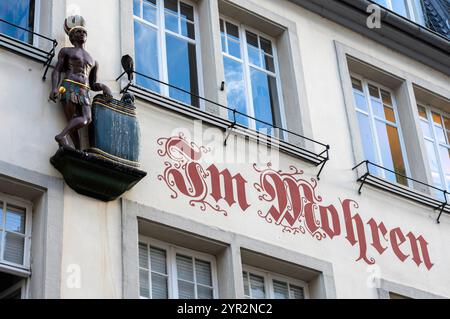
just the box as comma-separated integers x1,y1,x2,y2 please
367,218,388,255
390,227,410,262
319,205,341,239
207,165,251,211
406,232,434,270
341,199,375,265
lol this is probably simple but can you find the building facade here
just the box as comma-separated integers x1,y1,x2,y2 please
0,0,449,299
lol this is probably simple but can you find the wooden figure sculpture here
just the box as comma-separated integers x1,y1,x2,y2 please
49,15,112,149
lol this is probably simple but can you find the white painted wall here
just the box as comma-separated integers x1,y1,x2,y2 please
0,0,448,298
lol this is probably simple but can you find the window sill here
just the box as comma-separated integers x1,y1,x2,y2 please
125,83,330,178
353,160,449,223
0,262,31,278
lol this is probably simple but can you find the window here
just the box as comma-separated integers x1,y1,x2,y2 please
242,266,308,299
372,0,425,25
0,197,31,269
0,0,37,44
138,238,218,299
220,17,284,136
417,105,450,196
351,76,410,186
133,0,201,107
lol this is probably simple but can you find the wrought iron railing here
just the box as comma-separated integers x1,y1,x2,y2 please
116,70,330,179
0,18,57,81
353,160,449,223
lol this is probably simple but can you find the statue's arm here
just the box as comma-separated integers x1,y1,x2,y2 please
89,61,112,98
49,48,66,103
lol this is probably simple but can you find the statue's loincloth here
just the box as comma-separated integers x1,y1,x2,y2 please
60,79,91,106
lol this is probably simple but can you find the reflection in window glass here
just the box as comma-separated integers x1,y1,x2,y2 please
0,201,27,267
133,0,199,107
352,78,408,185
223,57,248,126
417,105,450,197
0,0,35,44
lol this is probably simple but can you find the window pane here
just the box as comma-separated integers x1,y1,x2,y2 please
176,254,194,282
227,39,241,59
432,112,443,126
260,37,273,55
420,119,433,139
223,57,248,127
445,117,450,131
0,202,3,230
143,1,157,24
353,91,368,112
0,0,33,43
164,0,178,14
180,2,194,21
166,34,199,107
273,280,289,299
435,125,447,144
251,69,279,134
383,106,396,123
417,105,427,119
381,90,393,106
165,12,179,33
139,243,149,269
181,19,195,39
197,285,213,299
243,272,250,297
392,0,408,17
249,274,265,299
371,98,384,119
368,85,380,98
4,233,24,265
150,246,167,274
6,205,25,234
262,55,275,73
356,112,378,168
290,285,305,299
351,77,363,92
439,146,450,176
375,121,408,185
134,21,160,93
152,273,168,299
225,22,239,41
246,31,261,67
178,280,195,299
195,259,212,286
133,0,141,16
373,0,388,7
139,269,150,298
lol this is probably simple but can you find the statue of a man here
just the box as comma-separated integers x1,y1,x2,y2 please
49,15,112,149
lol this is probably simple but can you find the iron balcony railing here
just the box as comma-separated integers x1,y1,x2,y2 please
353,160,449,223
0,18,57,81
116,70,330,179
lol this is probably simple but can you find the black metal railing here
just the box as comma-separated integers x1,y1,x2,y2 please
0,18,57,81
353,160,449,223
116,70,330,179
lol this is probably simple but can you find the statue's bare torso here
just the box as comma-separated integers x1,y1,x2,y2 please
61,47,94,85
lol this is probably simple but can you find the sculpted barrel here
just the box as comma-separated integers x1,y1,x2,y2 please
88,94,141,168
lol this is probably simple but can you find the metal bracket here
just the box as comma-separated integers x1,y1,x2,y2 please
437,191,448,224
316,145,330,180
224,109,237,146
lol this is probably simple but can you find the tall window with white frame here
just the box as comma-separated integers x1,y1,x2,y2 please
242,267,307,299
417,105,450,197
220,18,284,136
138,240,217,299
0,195,31,299
351,76,409,186
133,0,200,107
0,0,36,44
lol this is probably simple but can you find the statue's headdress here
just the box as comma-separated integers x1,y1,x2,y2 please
64,15,87,36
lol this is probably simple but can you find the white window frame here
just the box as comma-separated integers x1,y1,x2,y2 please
133,0,205,108
138,236,219,299
242,265,309,299
220,15,287,136
0,279,29,299
1,0,40,46
351,73,412,186
0,193,32,272
417,103,450,193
